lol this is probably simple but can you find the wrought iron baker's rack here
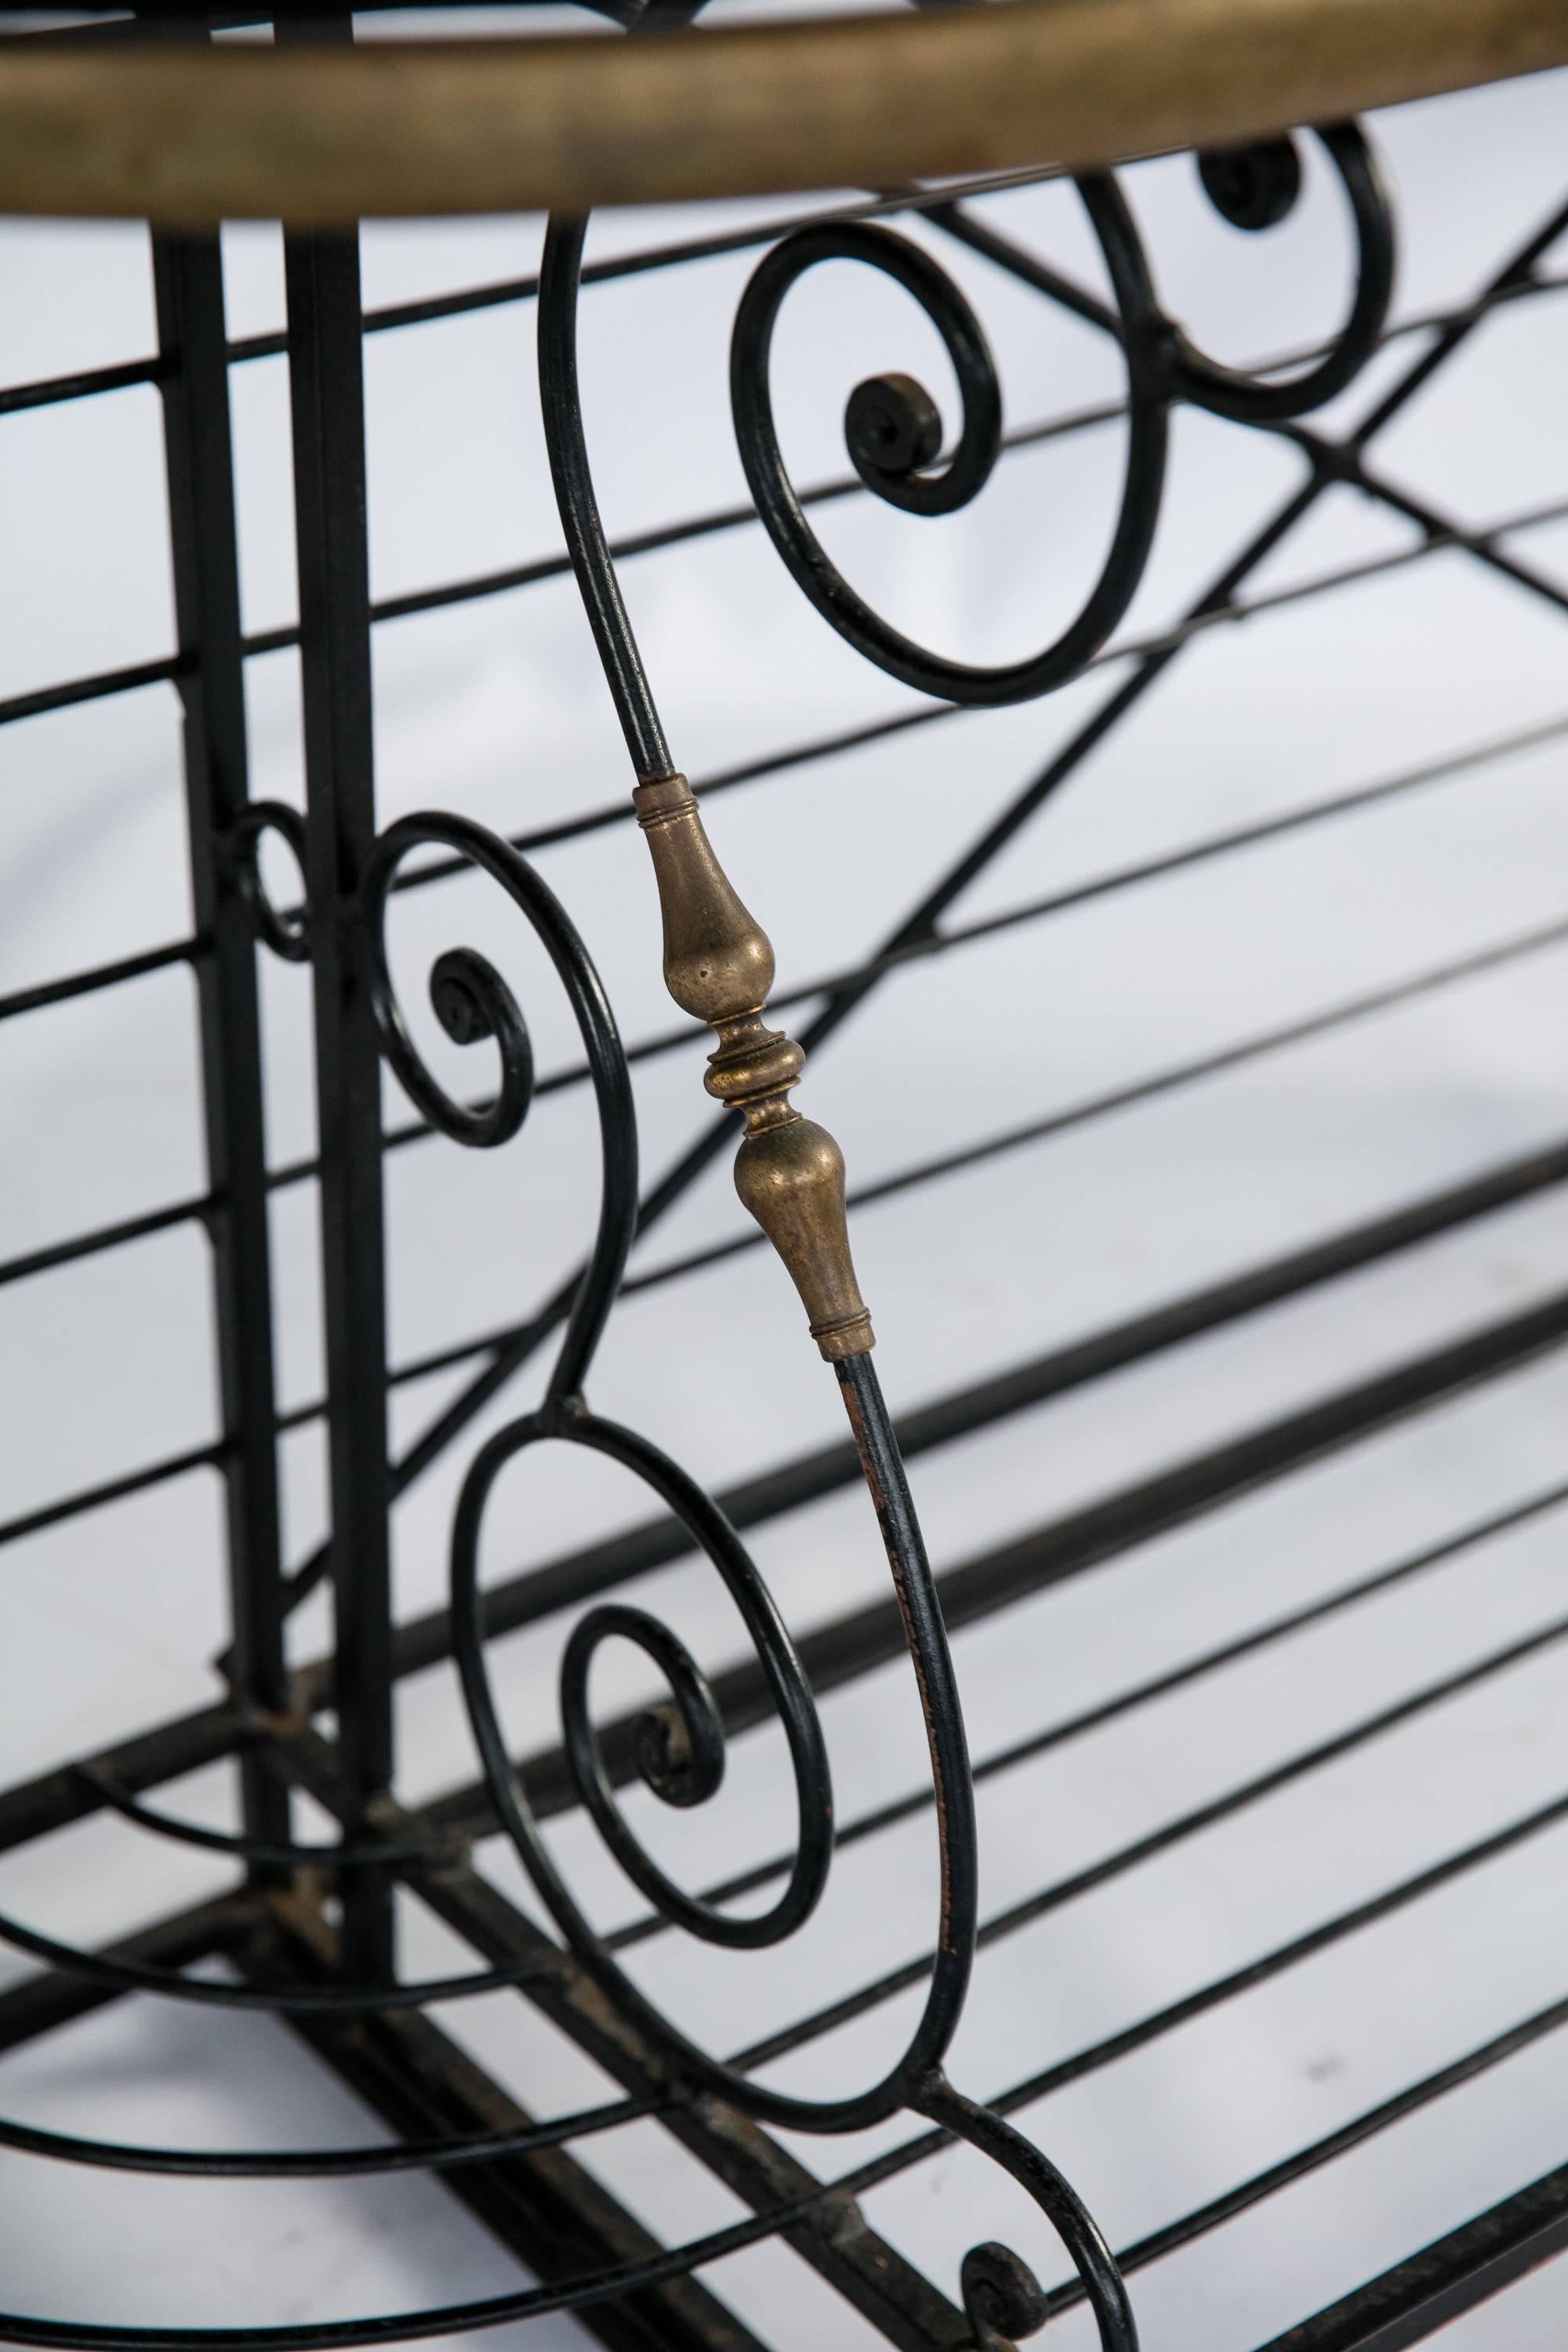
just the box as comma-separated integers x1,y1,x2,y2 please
2,2,1568,2347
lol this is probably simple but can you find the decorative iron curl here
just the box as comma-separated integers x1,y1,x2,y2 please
361,809,633,1399
359,815,837,1944
452,1398,833,1954
363,818,541,1154
728,125,1392,706
227,798,310,962
1174,121,1395,420
350,783,986,2137
729,184,1170,707
347,768,1138,2341
918,2076,1138,2352
522,207,1145,2350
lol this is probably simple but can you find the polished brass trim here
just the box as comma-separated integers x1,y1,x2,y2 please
0,0,1566,224
633,775,873,1363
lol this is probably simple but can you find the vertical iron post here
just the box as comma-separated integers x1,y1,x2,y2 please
281,83,397,1977
153,230,292,1867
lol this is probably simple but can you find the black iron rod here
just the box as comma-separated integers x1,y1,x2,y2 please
0,653,181,729
281,71,397,1977
1084,1991,1568,2311
329,1131,1568,1700
154,226,292,1865
605,1476,1568,1949
1247,2159,1568,2350
0,1192,211,1292
0,1701,245,1860
730,1599,1568,2075
839,1786,1568,2206
420,1287,1568,1838
0,1892,258,2059
0,936,199,1028
626,913,1568,1297
0,1439,226,1552
326,705,1568,1199
0,355,163,416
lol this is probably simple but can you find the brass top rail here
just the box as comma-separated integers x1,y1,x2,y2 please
0,0,1565,224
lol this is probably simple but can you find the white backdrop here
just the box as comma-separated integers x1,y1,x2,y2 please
1,24,1567,2350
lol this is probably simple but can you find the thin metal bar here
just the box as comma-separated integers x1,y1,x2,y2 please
0,1700,245,1860
626,914,1568,1297
1352,455,1568,622
606,1477,1568,1951
0,1892,258,2058
269,1923,768,2352
0,652,181,729
0,1192,210,1290
281,52,396,1977
731,1602,1568,2076
0,935,198,1026
419,1290,1568,1839
0,1438,225,1552
0,354,162,416
1248,2160,1568,2350
336,1133,1568,1701
154,226,292,1864
928,198,1122,336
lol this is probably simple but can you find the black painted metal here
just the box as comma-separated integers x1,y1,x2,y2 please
152,227,292,1874
1,11,1566,2350
278,27,398,1982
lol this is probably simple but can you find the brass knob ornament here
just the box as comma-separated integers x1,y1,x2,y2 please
632,773,874,1360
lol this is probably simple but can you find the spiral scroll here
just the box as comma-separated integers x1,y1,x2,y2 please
728,124,1394,705
527,204,1148,2349
1174,122,1395,421
730,187,1170,706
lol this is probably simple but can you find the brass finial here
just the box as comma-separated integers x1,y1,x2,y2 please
632,774,873,1361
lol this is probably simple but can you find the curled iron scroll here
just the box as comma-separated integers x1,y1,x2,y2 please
528,206,1142,2349
1174,121,1396,419
728,124,1392,704
730,183,1171,706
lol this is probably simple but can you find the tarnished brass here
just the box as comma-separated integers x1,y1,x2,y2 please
633,774,873,1362
0,0,1565,224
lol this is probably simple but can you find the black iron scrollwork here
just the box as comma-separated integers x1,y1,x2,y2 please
227,798,310,963
495,132,1392,2334
1176,122,1395,419
524,203,1143,2350
731,187,1170,706
0,102,1401,2352
728,125,1393,705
